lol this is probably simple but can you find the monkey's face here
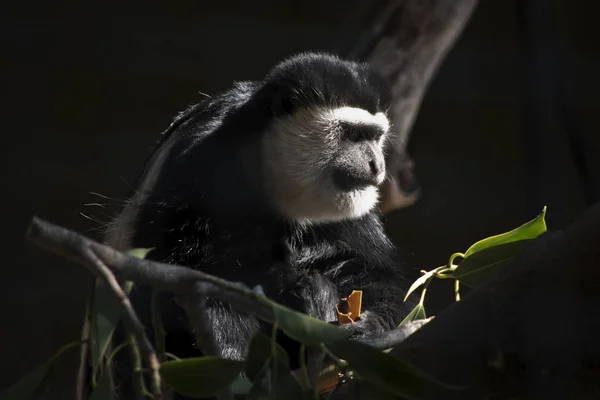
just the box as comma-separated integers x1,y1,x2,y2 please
263,105,389,223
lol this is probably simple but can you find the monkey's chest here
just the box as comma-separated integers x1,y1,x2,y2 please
163,213,351,289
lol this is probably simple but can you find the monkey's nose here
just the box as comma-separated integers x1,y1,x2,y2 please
369,159,380,176
369,158,385,184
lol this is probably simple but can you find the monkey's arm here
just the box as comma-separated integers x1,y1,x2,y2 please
204,300,261,360
325,261,418,336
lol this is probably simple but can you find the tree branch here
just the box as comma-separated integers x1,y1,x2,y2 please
75,277,94,400
151,290,167,364
27,216,276,321
340,0,480,213
81,247,162,398
26,215,422,356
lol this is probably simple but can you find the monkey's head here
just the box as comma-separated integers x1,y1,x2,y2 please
258,52,393,223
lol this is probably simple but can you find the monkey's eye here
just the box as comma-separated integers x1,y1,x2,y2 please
341,122,384,142
280,96,295,114
272,90,297,117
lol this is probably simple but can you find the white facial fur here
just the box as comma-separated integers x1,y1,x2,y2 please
262,106,390,223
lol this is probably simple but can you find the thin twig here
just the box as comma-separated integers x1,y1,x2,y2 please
82,247,162,399
128,332,151,399
75,277,95,400
151,291,173,399
151,290,167,362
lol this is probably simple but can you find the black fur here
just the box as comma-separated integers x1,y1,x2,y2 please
110,52,417,398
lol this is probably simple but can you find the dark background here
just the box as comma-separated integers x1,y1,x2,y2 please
2,0,598,398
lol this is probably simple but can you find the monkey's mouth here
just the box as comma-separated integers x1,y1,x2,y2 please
331,168,379,192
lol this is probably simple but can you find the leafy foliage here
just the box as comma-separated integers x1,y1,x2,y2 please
272,303,352,345
452,240,535,287
402,207,548,322
462,206,546,258
7,209,552,399
402,268,440,303
399,302,426,326
245,332,290,380
246,354,305,400
90,248,152,374
160,357,245,398
0,341,83,400
88,372,113,400
329,339,459,399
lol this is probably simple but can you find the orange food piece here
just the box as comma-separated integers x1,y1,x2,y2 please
316,366,344,394
335,290,363,325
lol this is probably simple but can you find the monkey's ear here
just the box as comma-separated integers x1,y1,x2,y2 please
271,87,297,118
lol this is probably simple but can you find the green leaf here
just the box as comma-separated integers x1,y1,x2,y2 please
403,267,445,302
90,280,133,373
245,332,289,380
328,339,460,399
125,247,154,260
88,371,114,400
247,356,306,400
356,380,406,400
272,303,352,346
160,357,244,398
463,207,547,258
453,240,534,287
0,341,83,400
90,248,151,373
230,375,253,396
399,303,427,326
245,331,305,400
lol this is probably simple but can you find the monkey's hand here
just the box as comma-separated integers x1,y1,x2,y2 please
336,310,389,338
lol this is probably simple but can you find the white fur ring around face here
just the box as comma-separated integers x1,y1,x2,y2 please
263,106,387,223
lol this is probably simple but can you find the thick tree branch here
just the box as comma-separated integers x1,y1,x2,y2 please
27,215,430,400
27,216,422,353
26,215,435,400
27,216,276,320
339,0,479,213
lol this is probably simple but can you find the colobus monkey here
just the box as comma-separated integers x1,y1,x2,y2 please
107,52,418,394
